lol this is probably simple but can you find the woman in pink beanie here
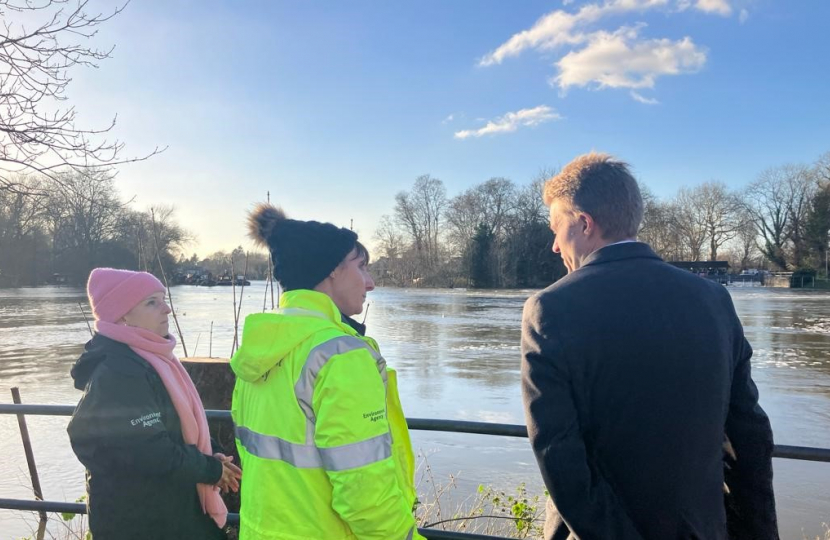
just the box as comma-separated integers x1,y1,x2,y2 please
67,268,241,540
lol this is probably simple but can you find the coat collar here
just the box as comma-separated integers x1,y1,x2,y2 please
279,289,342,322
278,289,367,336
580,241,662,269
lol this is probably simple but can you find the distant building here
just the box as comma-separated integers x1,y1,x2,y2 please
668,261,730,285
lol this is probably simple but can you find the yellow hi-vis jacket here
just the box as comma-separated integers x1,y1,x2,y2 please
230,290,424,540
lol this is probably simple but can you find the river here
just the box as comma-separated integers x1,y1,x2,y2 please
0,284,828,539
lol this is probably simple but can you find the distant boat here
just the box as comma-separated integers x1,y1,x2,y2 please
215,275,251,287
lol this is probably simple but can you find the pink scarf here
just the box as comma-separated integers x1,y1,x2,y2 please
95,321,228,528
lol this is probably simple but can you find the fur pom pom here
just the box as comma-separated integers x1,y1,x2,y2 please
247,203,286,247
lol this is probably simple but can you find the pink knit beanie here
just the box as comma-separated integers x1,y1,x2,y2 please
87,268,166,323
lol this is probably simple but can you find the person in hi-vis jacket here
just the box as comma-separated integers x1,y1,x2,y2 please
231,203,423,540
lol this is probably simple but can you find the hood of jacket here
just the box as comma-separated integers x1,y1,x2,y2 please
230,290,359,382
70,333,132,390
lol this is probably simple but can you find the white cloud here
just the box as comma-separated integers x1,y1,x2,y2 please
694,0,731,16
739,8,749,23
630,90,660,104
478,0,731,99
563,0,576,5
478,0,670,67
553,27,706,90
442,114,455,124
454,105,562,139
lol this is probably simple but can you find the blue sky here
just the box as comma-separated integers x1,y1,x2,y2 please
64,0,830,256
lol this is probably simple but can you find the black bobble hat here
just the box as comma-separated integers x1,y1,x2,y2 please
247,203,357,291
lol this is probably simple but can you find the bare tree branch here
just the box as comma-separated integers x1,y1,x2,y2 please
0,0,163,194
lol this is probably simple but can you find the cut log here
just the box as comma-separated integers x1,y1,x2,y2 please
182,356,240,533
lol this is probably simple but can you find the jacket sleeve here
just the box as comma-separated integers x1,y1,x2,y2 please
312,347,420,540
521,294,644,540
724,331,779,540
67,363,223,486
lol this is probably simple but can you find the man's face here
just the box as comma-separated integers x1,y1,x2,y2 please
328,248,375,317
549,199,595,273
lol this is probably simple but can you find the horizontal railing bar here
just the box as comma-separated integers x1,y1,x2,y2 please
0,499,86,514
0,498,513,540
408,417,528,438
1,403,829,463
771,444,830,463
0,404,74,416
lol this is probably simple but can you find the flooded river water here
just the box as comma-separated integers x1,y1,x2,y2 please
1,284,828,538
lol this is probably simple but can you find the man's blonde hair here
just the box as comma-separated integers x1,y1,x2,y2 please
543,152,643,240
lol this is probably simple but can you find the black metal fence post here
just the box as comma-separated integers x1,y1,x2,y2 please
10,388,47,522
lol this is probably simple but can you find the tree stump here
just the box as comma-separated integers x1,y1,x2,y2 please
182,357,240,538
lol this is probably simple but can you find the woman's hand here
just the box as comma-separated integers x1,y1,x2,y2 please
213,453,242,493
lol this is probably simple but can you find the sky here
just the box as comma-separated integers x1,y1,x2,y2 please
51,0,830,257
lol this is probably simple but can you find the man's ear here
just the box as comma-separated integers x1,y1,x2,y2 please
580,212,601,237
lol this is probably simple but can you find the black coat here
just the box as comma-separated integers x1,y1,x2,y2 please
67,334,226,540
521,242,778,540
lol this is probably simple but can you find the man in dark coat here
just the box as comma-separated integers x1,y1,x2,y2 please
521,152,778,540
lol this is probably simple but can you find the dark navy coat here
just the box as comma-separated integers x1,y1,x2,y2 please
521,242,778,540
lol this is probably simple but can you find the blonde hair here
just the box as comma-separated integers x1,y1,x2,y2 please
543,152,643,240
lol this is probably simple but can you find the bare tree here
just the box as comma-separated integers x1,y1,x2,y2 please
805,156,830,274
684,182,743,260
731,208,761,271
373,214,404,260
638,185,658,246
513,174,548,228
744,166,792,270
783,164,817,268
671,188,708,261
48,169,124,272
0,0,160,193
642,203,686,260
446,178,516,251
394,192,424,255
393,174,446,271
477,177,516,237
444,178,516,286
0,174,45,240
0,174,48,284
115,205,191,273
815,151,830,185
445,189,482,256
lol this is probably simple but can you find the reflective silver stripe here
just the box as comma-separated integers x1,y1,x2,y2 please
319,432,392,471
235,426,323,468
294,335,387,430
236,426,392,471
404,527,414,540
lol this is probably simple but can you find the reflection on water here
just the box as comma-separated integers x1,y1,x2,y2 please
0,285,829,538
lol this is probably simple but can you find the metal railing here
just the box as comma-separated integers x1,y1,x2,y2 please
1,402,829,540
3,404,829,463
0,498,510,540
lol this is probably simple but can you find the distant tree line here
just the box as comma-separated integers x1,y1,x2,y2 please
0,170,279,287
641,151,830,275
3,150,828,289
372,173,567,288
0,171,189,287
178,248,271,281
373,151,830,289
